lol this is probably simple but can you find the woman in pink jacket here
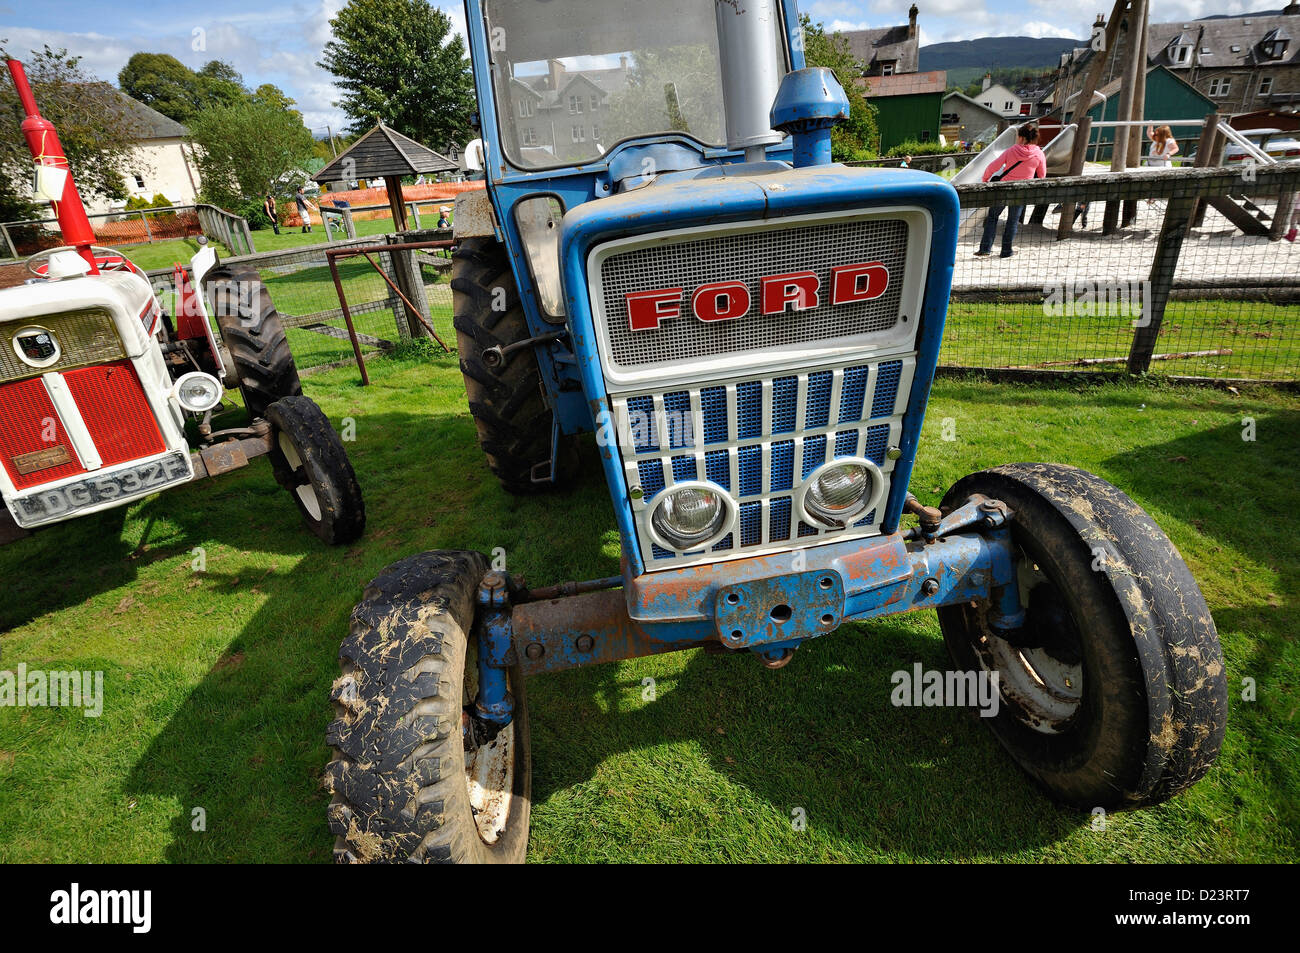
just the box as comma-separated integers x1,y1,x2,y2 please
976,123,1048,259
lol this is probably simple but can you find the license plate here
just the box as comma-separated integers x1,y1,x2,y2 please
10,452,191,527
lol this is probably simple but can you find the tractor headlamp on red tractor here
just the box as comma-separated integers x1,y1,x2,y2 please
324,0,1228,864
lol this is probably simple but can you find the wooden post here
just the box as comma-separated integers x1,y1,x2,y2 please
242,217,255,255
0,223,15,259
1064,0,1128,173
387,236,429,339
141,211,153,243
1127,193,1197,375
1057,116,1093,238
342,207,356,239
1271,189,1296,241
1191,113,1220,227
1122,0,1149,227
1104,3,1142,234
384,175,408,231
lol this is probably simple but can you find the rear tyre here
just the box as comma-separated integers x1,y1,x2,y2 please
324,551,531,863
204,263,302,421
265,396,365,545
937,463,1227,810
451,236,577,494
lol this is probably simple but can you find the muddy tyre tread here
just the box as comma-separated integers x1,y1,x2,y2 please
451,237,576,494
938,463,1227,810
204,263,302,421
324,550,529,863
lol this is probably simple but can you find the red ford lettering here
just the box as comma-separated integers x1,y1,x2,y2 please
626,288,684,331
760,271,819,315
831,262,889,305
692,281,750,323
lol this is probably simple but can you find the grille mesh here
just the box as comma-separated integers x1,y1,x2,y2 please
0,309,124,383
599,218,909,369
615,358,915,571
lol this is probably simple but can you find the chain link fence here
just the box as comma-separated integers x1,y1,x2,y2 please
949,164,1300,384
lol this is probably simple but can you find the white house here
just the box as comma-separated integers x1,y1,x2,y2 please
977,78,1025,119
82,88,202,215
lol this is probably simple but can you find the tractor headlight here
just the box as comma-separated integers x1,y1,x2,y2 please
800,458,886,528
649,483,731,551
173,371,224,413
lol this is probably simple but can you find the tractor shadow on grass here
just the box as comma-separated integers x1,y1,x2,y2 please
1102,408,1300,848
119,411,617,862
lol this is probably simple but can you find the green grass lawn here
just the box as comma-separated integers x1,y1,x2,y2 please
0,358,1296,863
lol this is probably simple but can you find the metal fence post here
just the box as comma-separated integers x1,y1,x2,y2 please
1126,194,1198,376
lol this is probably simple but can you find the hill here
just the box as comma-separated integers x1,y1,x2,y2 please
919,36,1081,72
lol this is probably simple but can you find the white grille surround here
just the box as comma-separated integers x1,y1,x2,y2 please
611,355,917,572
588,206,932,391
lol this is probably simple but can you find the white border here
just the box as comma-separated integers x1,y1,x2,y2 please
11,325,61,369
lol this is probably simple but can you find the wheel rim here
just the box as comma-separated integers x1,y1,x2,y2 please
462,644,516,847
973,553,1084,735
464,720,515,845
277,432,323,521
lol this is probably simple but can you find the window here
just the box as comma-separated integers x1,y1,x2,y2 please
568,95,583,114
882,63,895,76
519,98,533,118
920,129,932,142
1020,103,1032,116
1173,45,1192,64
571,125,585,142
1260,76,1274,96
522,127,538,146
132,173,145,189
591,124,600,140
1209,77,1232,98
590,94,599,111
1004,101,1014,111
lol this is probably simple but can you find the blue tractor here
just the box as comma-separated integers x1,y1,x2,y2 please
324,0,1227,863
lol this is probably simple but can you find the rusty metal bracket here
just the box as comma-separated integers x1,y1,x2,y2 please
191,432,273,478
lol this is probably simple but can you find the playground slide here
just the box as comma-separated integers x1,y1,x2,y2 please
953,125,1019,186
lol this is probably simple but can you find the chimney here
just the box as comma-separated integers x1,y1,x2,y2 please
983,72,993,91
909,4,919,39
548,58,566,90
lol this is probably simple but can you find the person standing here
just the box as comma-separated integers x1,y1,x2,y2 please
1146,125,1180,167
976,122,1047,259
295,187,317,233
263,193,280,235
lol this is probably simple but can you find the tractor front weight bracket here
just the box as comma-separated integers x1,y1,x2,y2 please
480,495,1027,678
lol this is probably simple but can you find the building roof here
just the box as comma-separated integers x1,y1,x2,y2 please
514,64,630,108
943,90,1006,122
313,123,458,182
83,84,189,140
1148,11,1300,70
841,25,920,74
861,70,947,98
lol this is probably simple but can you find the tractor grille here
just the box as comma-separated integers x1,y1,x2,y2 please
0,360,164,490
612,357,915,570
598,217,909,371
0,308,124,384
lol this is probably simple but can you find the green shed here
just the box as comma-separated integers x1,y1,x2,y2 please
1082,65,1216,162
861,70,947,154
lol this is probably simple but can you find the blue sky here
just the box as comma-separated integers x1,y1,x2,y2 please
0,1,1286,134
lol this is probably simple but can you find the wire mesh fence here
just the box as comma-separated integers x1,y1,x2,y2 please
949,164,1300,384
147,232,455,373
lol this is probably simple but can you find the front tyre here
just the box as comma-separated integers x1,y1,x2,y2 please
937,463,1226,810
265,396,365,545
324,551,531,863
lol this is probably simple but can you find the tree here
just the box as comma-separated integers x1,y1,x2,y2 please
801,16,880,160
0,44,144,220
319,0,475,148
188,100,315,210
118,53,204,122
196,60,247,109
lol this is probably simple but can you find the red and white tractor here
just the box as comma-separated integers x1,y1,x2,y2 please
0,58,365,547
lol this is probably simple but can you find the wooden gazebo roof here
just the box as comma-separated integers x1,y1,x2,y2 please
313,123,458,182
